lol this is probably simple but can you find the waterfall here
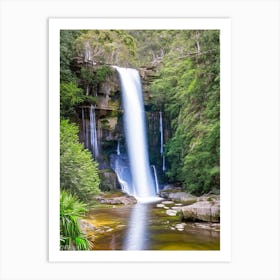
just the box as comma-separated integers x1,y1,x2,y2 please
117,139,121,156
159,111,163,154
81,108,86,148
85,119,89,149
162,156,166,172
110,154,133,195
82,108,89,149
89,105,99,158
114,66,157,201
159,111,166,172
151,165,159,194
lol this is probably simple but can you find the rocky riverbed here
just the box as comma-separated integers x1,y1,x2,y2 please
158,186,220,223
79,189,220,250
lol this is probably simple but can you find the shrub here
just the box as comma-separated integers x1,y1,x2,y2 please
60,190,91,250
60,119,100,203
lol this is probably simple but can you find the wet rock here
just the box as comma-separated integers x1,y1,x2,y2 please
156,203,165,208
78,219,95,233
94,194,137,205
181,200,220,222
159,191,197,205
171,206,182,211
162,200,174,205
166,209,177,216
95,229,105,234
193,223,217,230
162,184,177,191
175,223,185,231
116,224,126,229
197,194,220,202
99,170,118,191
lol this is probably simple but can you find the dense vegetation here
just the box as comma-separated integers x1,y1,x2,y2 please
149,30,220,195
60,119,100,203
60,29,220,195
60,30,136,120
59,30,220,249
126,30,220,194
60,119,100,250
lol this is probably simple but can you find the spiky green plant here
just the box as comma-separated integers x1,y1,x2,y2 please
60,190,91,250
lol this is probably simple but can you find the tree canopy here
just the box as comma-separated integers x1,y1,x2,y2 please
149,30,220,195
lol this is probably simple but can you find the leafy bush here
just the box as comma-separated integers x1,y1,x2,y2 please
96,66,113,82
60,190,91,250
60,119,100,202
60,82,85,119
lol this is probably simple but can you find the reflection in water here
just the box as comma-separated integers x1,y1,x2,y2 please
88,203,220,250
123,203,149,250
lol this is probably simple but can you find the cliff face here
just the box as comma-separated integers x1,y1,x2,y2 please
75,63,168,188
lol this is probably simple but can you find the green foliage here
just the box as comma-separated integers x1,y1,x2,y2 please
83,95,98,104
75,30,137,66
96,66,113,82
60,119,101,202
60,190,91,250
60,82,85,119
60,30,82,83
150,30,220,195
59,29,220,197
80,65,113,88
128,30,178,67
80,66,95,84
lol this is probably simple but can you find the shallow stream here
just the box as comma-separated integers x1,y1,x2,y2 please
84,202,220,250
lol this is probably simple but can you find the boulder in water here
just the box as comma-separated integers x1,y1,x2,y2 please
94,194,137,205
159,191,197,205
181,200,220,222
166,209,177,216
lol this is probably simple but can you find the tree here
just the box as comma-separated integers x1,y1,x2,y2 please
74,30,137,66
60,119,100,202
60,30,82,83
150,30,220,195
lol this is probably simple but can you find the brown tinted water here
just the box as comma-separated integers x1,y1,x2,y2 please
85,202,220,250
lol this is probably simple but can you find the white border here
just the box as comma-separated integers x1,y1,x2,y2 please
49,18,231,262
1,0,279,279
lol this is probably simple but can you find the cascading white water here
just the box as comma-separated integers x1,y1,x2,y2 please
85,119,89,149
110,153,133,195
89,105,99,158
162,156,166,172
117,139,121,156
81,108,86,148
159,111,166,172
151,165,159,194
114,66,157,201
159,111,163,154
